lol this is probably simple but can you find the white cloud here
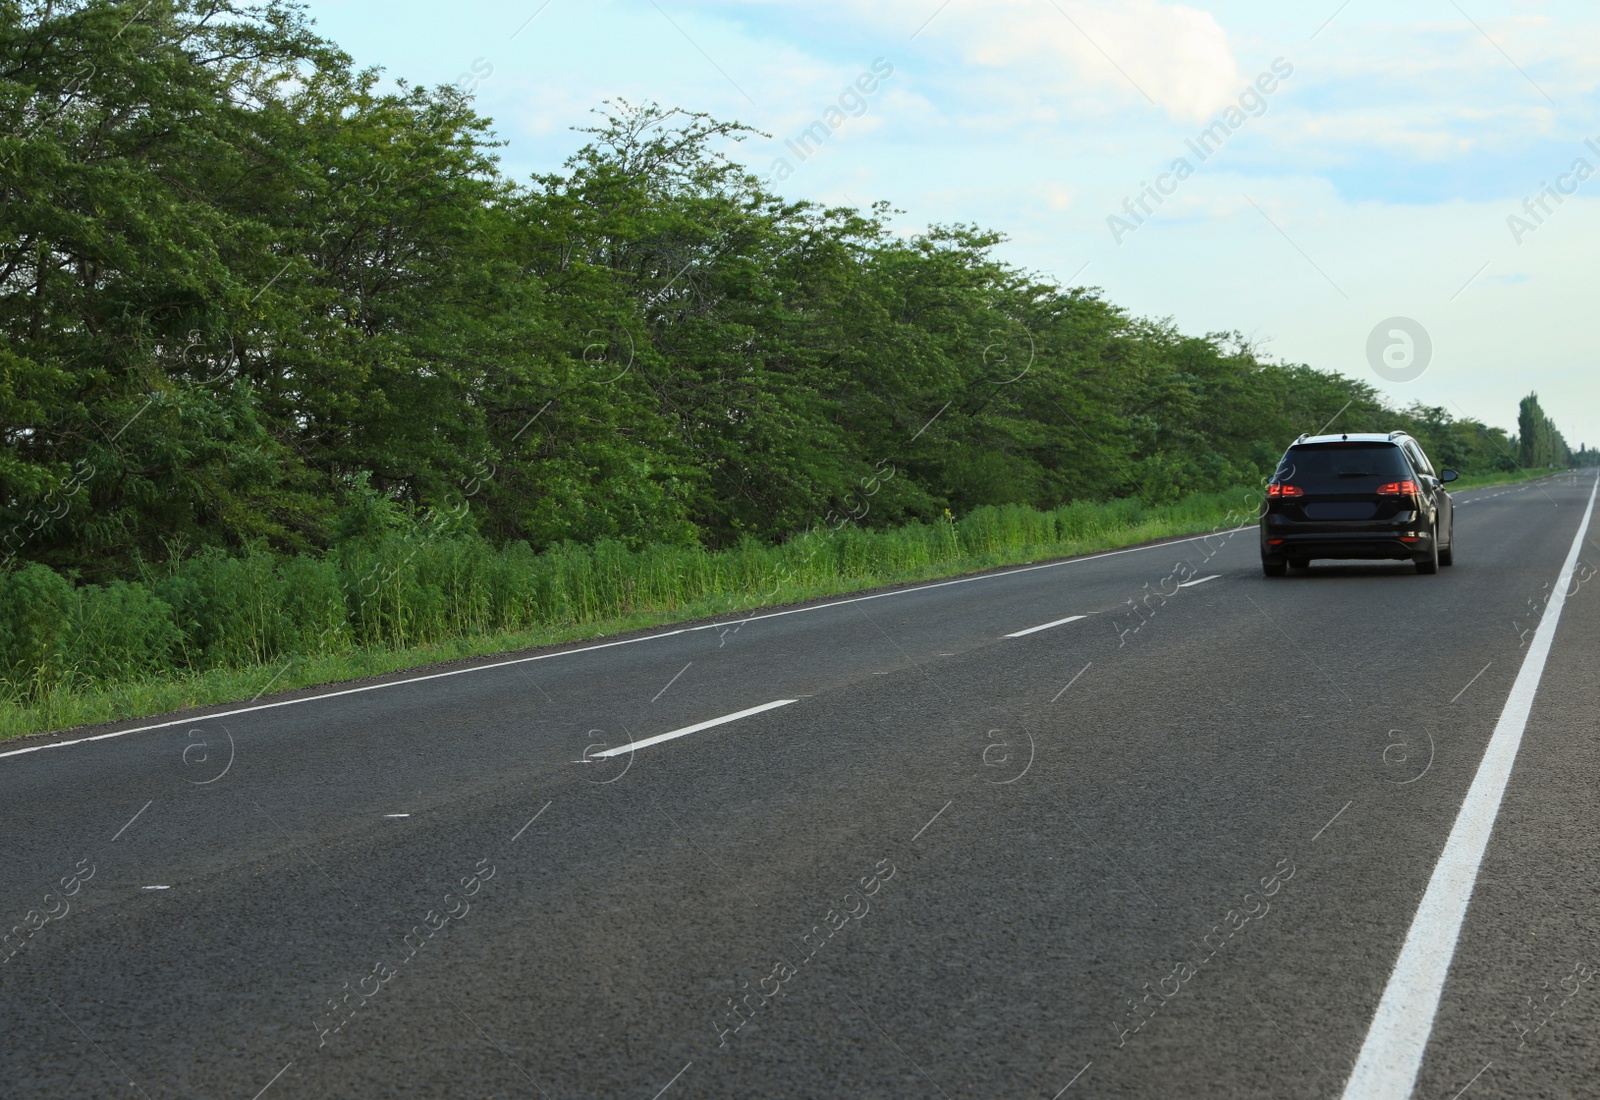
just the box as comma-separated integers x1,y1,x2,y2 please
724,0,1243,120
945,0,1242,120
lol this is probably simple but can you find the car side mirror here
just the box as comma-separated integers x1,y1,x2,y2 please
1440,469,1458,483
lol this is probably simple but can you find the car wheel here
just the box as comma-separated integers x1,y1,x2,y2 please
1262,558,1287,577
1416,528,1439,574
1439,525,1454,567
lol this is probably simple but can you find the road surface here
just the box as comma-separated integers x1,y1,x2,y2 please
2,471,1596,1099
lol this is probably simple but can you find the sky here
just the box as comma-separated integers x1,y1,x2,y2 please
299,0,1600,448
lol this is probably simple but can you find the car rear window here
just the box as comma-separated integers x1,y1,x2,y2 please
1278,442,1411,481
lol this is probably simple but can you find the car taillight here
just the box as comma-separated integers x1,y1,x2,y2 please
1376,480,1419,496
1267,484,1304,498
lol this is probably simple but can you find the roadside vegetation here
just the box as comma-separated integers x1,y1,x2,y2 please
0,488,1254,738
0,3,1584,737
0,467,1565,741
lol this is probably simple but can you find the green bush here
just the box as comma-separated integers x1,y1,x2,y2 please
67,581,181,685
0,564,75,702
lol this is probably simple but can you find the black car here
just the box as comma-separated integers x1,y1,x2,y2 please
1260,431,1457,576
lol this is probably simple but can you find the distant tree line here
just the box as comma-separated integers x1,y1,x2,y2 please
0,1,1563,582
1514,393,1573,469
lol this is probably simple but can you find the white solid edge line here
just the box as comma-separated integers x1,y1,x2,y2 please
590,699,798,758
1004,614,1088,639
1340,471,1599,1100
1178,574,1220,587
0,524,1255,762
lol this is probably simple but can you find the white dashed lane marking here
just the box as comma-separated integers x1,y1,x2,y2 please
588,700,799,758
1004,614,1088,639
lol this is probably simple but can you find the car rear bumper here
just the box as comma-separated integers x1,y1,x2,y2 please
1260,518,1435,562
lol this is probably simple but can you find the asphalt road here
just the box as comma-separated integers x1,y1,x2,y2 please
2,471,1597,1099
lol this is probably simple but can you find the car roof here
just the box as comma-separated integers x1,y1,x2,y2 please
1292,433,1403,446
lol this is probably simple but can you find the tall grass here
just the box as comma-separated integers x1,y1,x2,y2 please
0,481,1361,738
